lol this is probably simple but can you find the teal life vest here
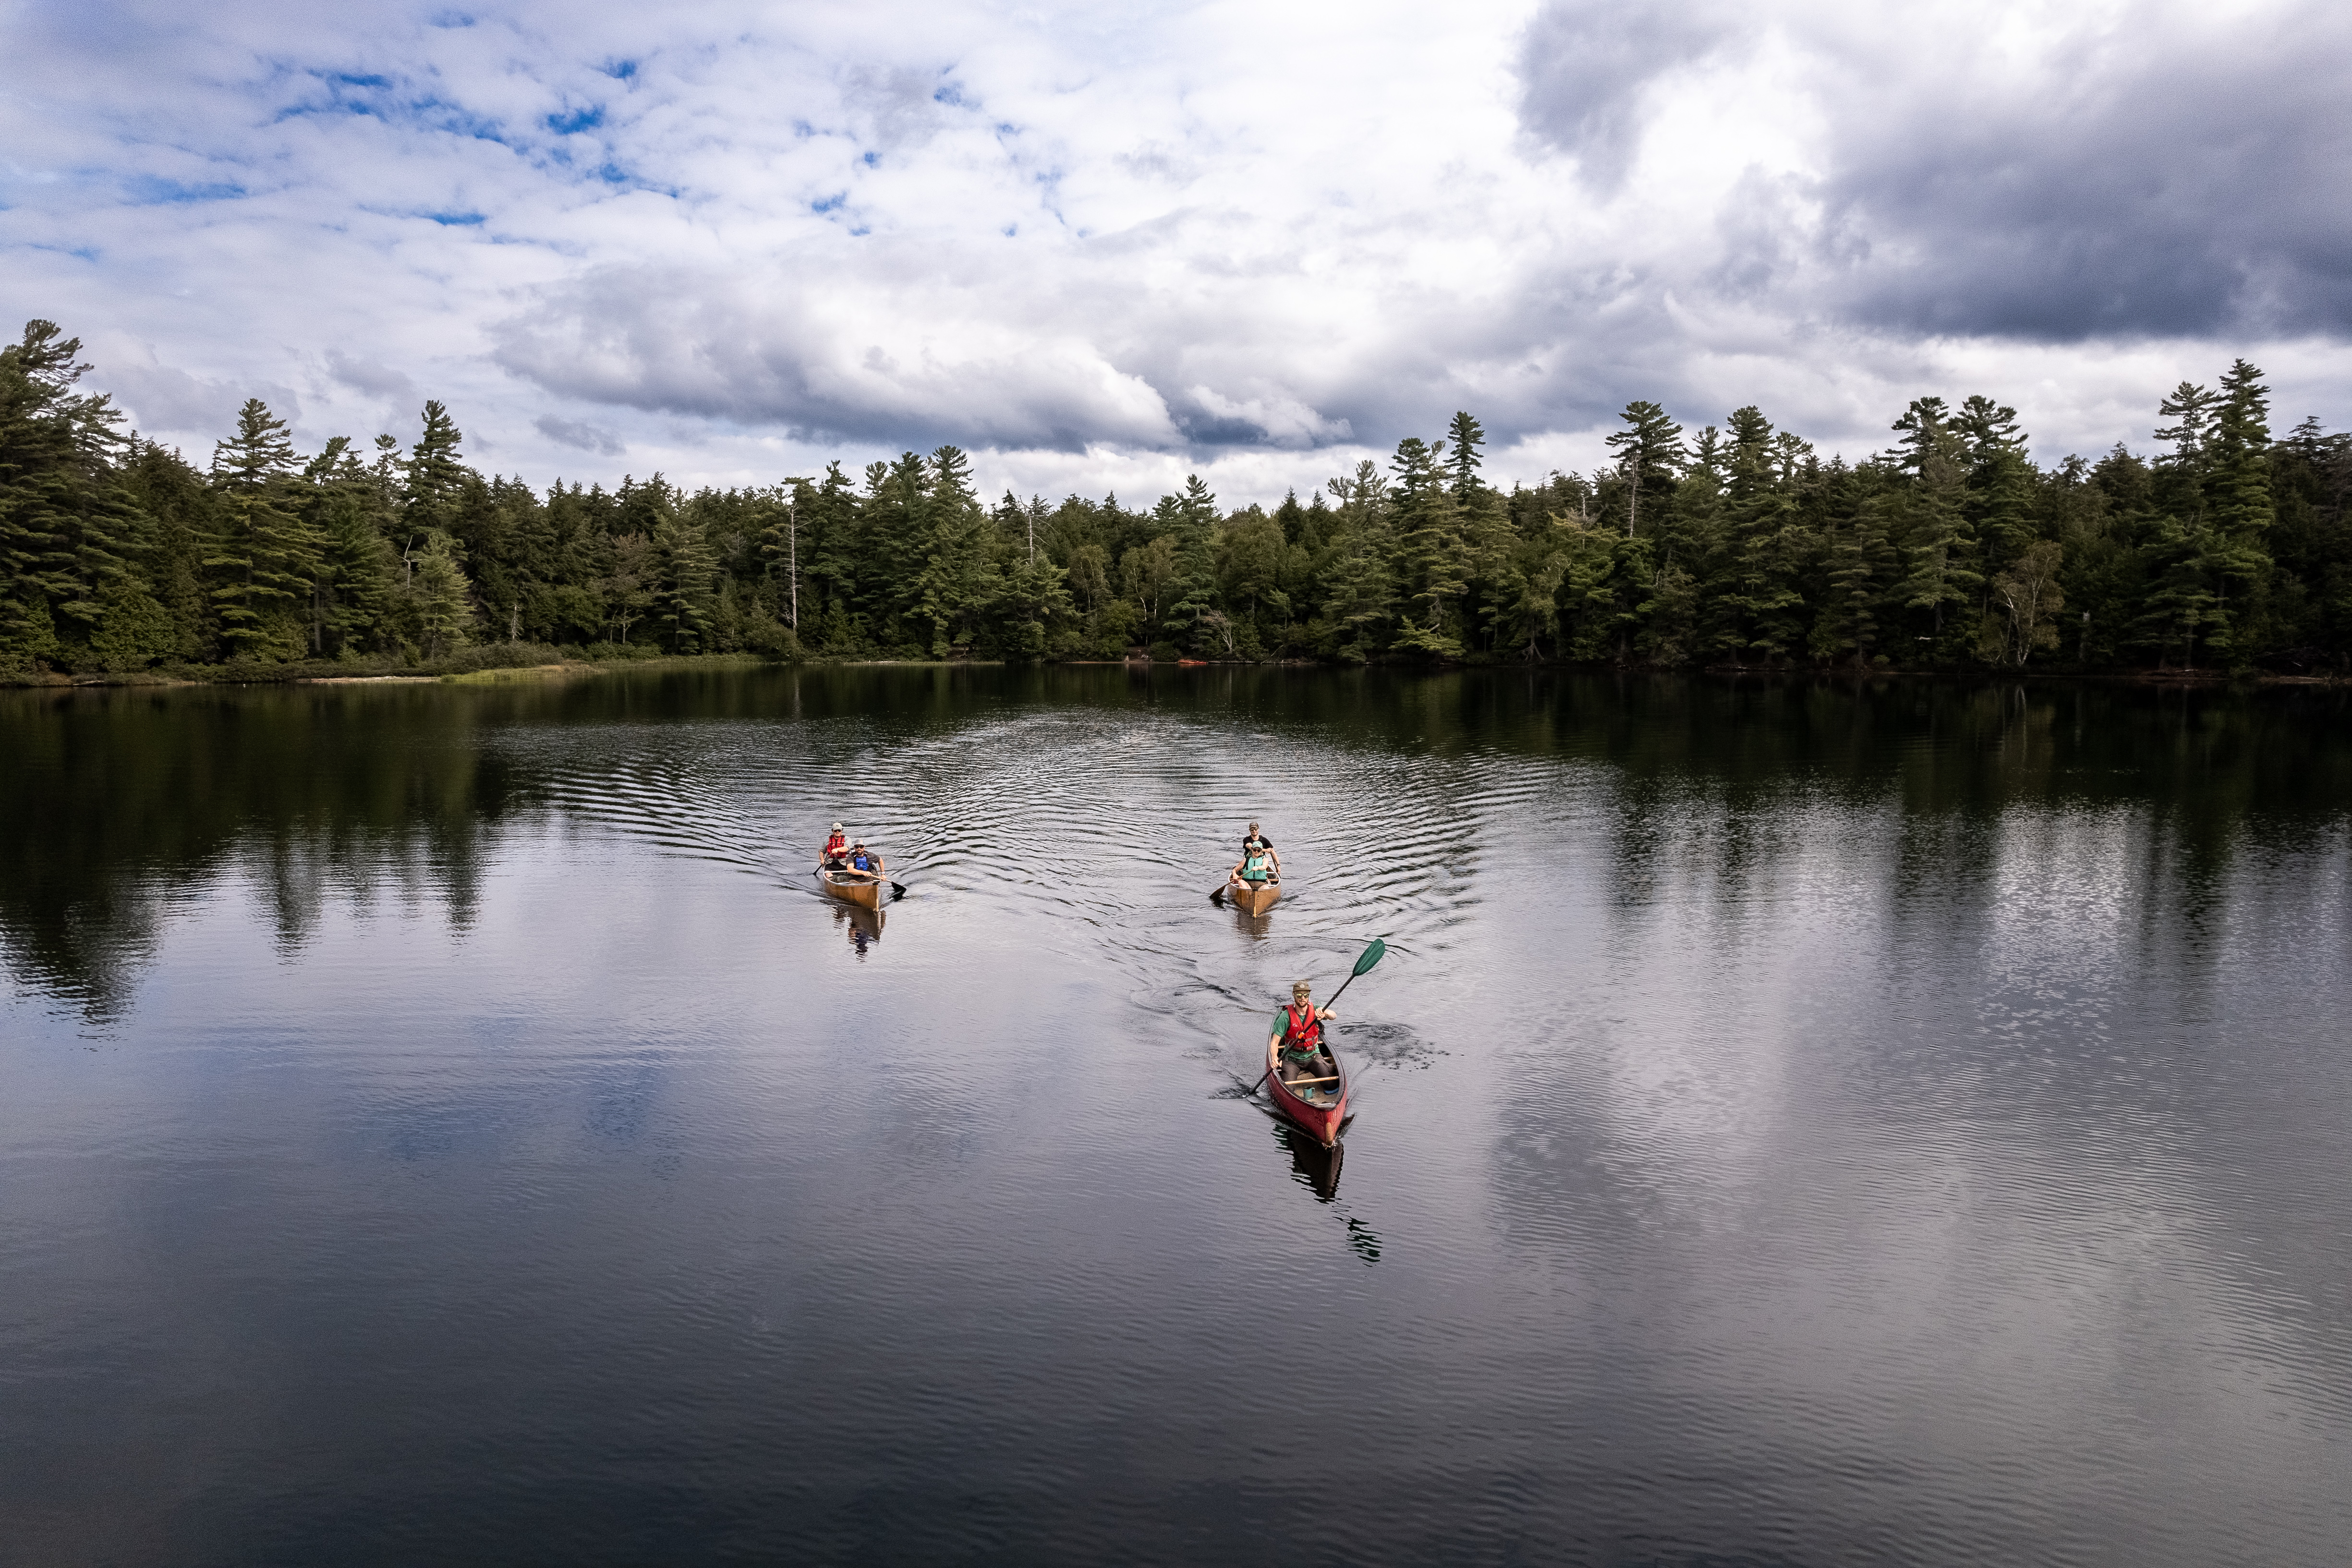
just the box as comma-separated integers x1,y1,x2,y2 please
1241,850,1272,883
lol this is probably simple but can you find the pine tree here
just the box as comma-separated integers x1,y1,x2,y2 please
1890,400,1982,651
1739,431,1816,660
1160,474,1221,650
1553,516,1624,659
1653,427,1722,661
1957,395,2034,576
0,320,145,668
1603,401,1687,540
1491,539,1568,661
1445,411,1487,506
303,436,397,656
755,483,803,632
1390,437,1467,656
407,535,476,658
2206,358,2275,655
206,399,322,659
1811,479,1899,664
912,445,992,656
1321,461,1395,658
642,480,717,653
799,462,864,646
404,401,467,533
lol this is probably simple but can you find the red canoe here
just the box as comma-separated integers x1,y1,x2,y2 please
1266,1036,1348,1148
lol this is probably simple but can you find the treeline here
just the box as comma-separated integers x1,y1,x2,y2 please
5,315,2350,676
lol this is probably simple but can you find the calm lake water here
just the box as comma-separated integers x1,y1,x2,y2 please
5,667,2351,1566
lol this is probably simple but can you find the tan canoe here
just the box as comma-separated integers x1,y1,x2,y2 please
816,867,885,911
1228,878,1282,916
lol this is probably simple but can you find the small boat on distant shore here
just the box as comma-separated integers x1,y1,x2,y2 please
816,868,885,911
1227,878,1282,916
1267,1035,1347,1148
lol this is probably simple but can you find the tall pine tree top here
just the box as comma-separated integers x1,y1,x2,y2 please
404,400,466,525
211,399,296,489
1445,411,1486,504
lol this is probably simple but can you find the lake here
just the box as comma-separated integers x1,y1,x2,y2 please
4,667,2350,1566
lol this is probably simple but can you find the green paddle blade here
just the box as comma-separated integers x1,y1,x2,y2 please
1352,938,1387,976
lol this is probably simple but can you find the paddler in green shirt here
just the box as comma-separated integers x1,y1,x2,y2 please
1269,979,1337,1100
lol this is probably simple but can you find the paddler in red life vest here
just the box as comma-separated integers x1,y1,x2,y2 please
821,822,849,870
1269,978,1336,1097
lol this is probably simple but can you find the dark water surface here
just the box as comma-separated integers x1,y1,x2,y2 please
5,668,2351,1566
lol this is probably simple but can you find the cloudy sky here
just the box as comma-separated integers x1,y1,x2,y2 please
6,0,2348,504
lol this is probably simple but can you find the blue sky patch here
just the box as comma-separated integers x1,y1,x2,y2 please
126,176,247,206
812,192,847,213
424,210,485,226
547,106,605,135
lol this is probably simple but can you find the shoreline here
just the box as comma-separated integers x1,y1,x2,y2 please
5,653,2342,691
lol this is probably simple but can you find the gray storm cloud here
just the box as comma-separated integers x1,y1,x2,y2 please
1516,0,2352,345
1516,0,1747,193
1813,21,2352,340
492,263,1185,451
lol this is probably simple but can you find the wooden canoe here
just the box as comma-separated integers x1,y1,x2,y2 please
1267,1034,1348,1149
816,867,885,911
1227,878,1282,916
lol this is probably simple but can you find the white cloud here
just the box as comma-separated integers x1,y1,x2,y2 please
1,0,2347,507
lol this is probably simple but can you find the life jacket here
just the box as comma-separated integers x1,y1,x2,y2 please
1241,850,1272,883
823,833,847,860
849,850,876,872
1282,1001,1322,1054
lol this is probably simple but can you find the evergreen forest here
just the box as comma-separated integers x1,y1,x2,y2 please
5,316,2350,679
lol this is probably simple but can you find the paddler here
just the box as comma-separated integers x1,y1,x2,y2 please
1239,819,1280,878
1228,830,1278,896
846,839,885,879
821,821,849,869
1268,979,1336,1097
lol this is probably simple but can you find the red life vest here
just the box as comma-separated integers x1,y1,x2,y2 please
823,832,847,860
1282,1001,1322,1053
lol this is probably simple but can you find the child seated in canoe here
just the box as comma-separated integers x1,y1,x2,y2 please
1228,841,1277,893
